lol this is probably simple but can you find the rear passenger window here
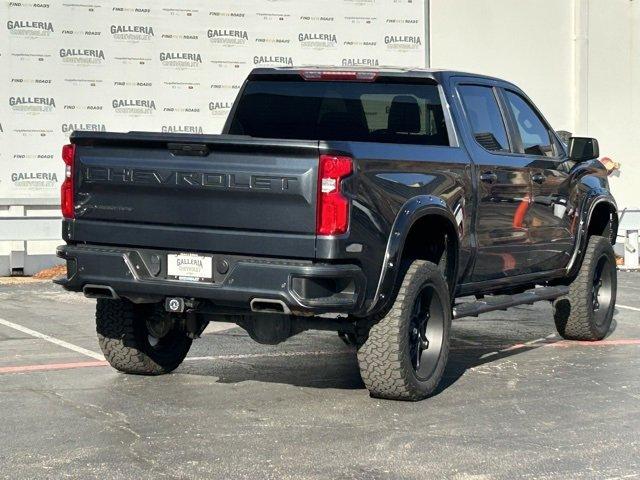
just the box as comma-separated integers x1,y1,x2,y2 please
459,85,510,153
504,90,555,157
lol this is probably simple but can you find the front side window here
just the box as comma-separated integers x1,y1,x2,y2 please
458,85,510,153
504,90,554,157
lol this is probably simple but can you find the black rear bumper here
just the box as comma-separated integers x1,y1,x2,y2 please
56,244,366,316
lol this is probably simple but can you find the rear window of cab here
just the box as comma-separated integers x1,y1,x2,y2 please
227,79,450,146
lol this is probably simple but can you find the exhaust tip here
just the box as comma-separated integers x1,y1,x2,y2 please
83,284,119,300
250,298,291,315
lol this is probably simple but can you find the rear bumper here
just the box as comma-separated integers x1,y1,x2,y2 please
56,244,366,316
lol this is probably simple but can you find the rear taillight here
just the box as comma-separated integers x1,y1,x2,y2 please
317,155,353,236
61,143,76,219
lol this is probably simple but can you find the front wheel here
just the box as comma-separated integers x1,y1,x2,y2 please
96,299,192,375
357,260,451,401
553,235,617,340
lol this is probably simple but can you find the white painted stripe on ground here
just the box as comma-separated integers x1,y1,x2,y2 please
453,338,482,346
480,334,552,359
202,322,236,334
0,317,105,361
617,304,640,312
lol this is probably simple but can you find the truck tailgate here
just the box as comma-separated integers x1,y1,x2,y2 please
70,132,319,257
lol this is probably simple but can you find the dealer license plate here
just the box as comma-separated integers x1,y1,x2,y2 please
167,253,213,282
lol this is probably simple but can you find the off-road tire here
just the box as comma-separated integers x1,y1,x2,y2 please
96,299,192,375
357,260,451,401
553,235,617,340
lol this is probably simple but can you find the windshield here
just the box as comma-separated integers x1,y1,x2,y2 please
227,79,449,146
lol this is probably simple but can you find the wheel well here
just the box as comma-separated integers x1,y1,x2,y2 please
588,202,618,245
401,215,458,290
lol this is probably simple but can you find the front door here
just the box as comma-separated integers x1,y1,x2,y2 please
454,82,534,282
499,88,574,271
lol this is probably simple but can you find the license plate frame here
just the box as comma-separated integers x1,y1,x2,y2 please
166,253,213,283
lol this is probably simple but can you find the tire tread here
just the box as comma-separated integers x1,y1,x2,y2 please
357,260,450,401
554,236,616,341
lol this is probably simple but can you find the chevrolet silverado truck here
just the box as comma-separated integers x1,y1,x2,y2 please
56,67,618,401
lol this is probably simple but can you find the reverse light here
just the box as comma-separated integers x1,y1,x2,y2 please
300,70,378,82
317,155,353,236
61,143,76,219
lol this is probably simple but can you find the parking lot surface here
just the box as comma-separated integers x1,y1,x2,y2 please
0,273,639,479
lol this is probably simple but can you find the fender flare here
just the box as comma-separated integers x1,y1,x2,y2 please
566,193,618,276
367,195,461,315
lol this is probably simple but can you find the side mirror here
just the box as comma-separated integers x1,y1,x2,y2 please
568,137,599,162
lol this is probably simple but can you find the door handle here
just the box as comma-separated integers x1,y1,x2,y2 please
532,173,546,184
480,171,498,183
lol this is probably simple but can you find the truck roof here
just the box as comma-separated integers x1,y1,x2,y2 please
249,66,509,85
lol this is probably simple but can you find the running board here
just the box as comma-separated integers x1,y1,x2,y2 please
452,286,569,319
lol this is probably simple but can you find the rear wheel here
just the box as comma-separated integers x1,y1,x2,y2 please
553,235,617,340
96,299,192,375
357,260,451,401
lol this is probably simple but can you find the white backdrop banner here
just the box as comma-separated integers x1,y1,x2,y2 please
0,0,427,201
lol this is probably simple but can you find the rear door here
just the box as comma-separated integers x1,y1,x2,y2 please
453,80,534,282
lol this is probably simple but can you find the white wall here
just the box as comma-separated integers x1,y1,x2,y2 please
430,0,639,214
430,0,575,131
584,0,639,212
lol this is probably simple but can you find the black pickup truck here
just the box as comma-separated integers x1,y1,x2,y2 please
57,67,618,401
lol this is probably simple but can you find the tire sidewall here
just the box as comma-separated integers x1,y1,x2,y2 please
581,239,617,337
399,262,452,397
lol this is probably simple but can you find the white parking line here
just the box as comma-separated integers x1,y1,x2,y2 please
0,317,105,361
453,338,482,346
479,334,556,359
203,322,236,334
618,304,640,312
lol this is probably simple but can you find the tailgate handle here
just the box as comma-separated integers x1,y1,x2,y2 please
168,143,209,156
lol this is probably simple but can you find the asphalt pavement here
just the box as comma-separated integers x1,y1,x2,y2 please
0,273,639,479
